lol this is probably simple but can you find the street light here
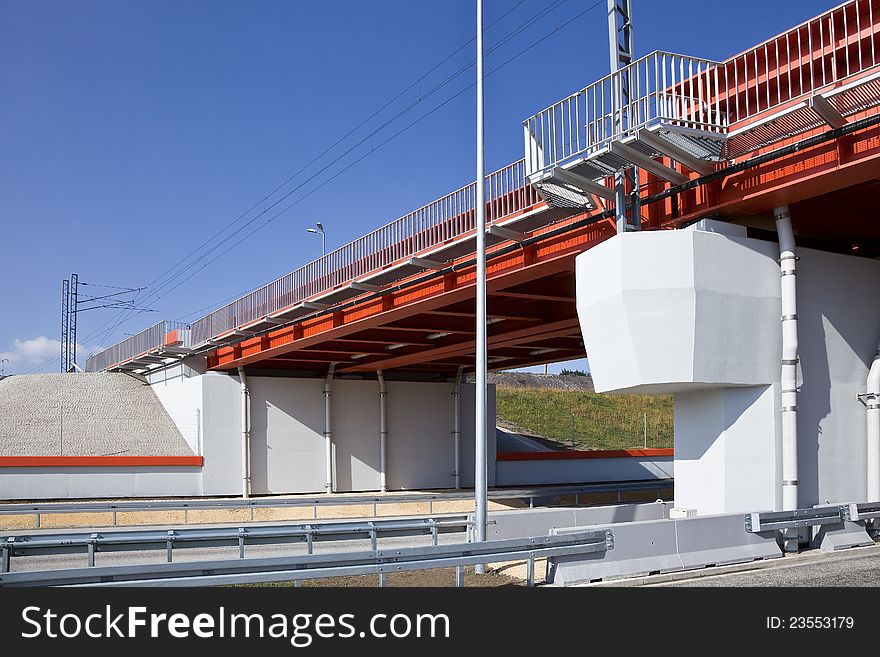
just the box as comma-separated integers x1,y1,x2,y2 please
307,222,326,257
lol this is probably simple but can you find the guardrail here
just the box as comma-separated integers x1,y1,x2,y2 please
721,0,879,126
744,500,880,533
844,501,880,521
85,320,190,373
189,159,539,346
523,50,725,176
744,506,845,533
0,528,613,587
0,515,474,573
87,159,542,371
0,479,674,528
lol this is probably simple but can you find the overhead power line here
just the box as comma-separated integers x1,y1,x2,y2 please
72,0,605,365
86,1,575,353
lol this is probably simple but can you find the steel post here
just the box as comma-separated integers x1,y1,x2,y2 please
474,0,488,576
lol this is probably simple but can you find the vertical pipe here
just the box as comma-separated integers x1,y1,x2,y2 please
453,366,464,489
237,367,250,499
866,341,880,502
474,0,488,572
324,363,336,494
377,370,387,493
775,206,799,552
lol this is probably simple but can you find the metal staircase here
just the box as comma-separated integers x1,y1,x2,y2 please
523,51,729,210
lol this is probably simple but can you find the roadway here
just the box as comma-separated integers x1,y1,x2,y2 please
592,544,880,587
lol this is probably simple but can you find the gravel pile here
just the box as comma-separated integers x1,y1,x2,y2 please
468,371,595,391
0,373,193,456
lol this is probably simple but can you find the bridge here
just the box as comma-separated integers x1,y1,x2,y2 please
86,0,880,379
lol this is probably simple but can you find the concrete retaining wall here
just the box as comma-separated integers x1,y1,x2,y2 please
496,454,673,486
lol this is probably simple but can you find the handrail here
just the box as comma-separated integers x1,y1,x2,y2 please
86,321,190,373
719,0,880,126
86,159,541,371
523,50,726,176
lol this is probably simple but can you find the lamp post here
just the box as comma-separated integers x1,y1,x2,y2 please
307,222,326,256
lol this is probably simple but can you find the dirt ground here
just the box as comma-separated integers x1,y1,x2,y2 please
255,565,524,588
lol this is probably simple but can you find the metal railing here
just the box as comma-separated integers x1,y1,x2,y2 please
87,160,541,370
0,515,474,572
744,500,880,533
85,320,190,372
0,528,613,587
721,0,880,126
189,159,539,346
523,51,726,176
0,480,674,528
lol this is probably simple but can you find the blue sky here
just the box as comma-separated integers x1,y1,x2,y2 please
0,0,835,374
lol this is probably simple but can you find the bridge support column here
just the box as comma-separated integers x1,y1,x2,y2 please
575,219,880,517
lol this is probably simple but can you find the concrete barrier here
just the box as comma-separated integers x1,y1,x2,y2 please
810,520,874,551
482,502,672,541
549,518,681,585
546,512,782,585
674,513,781,568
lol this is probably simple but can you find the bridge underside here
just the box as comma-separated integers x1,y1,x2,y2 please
209,214,612,379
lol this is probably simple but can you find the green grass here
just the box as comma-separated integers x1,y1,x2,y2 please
495,387,673,451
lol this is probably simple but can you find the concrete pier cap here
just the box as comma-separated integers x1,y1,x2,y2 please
576,220,780,395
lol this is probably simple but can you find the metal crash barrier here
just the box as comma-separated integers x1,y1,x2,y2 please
0,529,613,588
745,503,878,552
0,515,476,573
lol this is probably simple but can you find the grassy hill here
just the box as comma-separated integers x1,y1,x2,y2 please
495,383,673,451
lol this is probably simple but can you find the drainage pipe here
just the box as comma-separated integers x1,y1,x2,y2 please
377,370,387,493
867,341,880,503
452,366,464,490
323,363,335,494
775,206,799,550
237,366,251,499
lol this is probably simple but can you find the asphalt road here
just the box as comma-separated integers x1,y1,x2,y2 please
613,544,880,587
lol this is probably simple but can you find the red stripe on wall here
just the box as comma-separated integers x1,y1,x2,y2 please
496,448,673,461
0,456,204,467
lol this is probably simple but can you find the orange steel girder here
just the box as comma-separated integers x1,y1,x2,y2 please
209,118,880,373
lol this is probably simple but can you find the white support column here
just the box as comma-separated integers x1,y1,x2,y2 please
377,370,387,493
323,363,336,494
775,206,799,552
